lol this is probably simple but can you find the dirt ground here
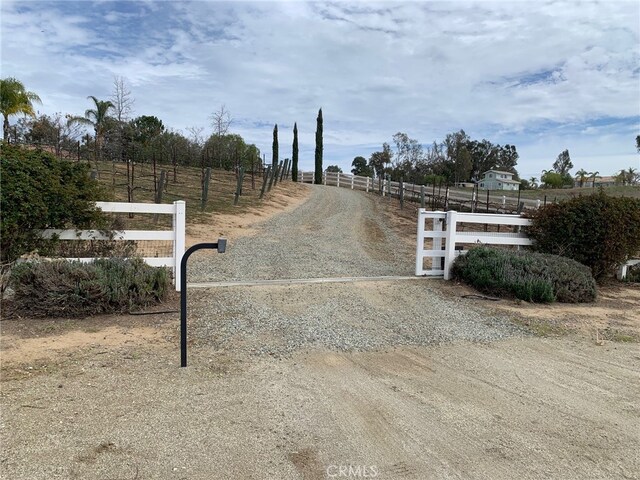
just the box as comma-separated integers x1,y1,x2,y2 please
379,199,640,343
1,184,639,480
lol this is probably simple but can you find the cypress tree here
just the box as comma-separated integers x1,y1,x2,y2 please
272,124,278,171
292,122,299,182
314,108,323,184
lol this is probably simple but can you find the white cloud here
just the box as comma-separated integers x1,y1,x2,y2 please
1,0,638,176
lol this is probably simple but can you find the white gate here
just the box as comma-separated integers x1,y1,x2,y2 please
416,209,533,279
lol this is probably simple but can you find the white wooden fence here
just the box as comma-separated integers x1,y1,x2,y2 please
299,170,374,192
41,201,186,291
298,171,542,212
415,209,533,280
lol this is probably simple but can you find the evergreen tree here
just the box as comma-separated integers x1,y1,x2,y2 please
292,122,299,181
272,124,278,171
553,149,573,175
314,108,323,184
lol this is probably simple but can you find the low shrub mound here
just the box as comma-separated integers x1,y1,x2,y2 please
451,246,597,303
9,258,169,317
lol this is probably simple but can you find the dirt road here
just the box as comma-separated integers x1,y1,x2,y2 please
2,185,639,479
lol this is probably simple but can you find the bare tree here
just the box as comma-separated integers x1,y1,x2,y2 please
187,125,205,147
210,105,232,168
110,76,135,123
210,104,232,137
187,125,207,186
110,76,135,196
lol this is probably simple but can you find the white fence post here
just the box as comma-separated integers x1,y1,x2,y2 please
432,214,443,271
366,177,370,193
415,209,426,275
173,200,186,291
323,172,327,185
336,172,340,187
443,211,458,280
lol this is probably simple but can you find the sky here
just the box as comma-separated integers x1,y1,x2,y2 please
1,0,639,180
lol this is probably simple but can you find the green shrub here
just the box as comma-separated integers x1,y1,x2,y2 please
9,258,168,317
526,190,640,280
451,246,597,303
626,263,640,283
0,143,109,263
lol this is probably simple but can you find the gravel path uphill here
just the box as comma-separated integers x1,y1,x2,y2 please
191,184,413,282
188,185,524,356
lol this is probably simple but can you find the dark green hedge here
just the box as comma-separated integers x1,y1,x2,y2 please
0,143,108,263
526,191,640,280
451,246,597,303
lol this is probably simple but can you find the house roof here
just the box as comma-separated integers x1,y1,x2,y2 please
476,178,521,184
592,176,616,183
482,170,515,176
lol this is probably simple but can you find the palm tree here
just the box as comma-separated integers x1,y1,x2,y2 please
614,168,637,186
69,96,114,162
0,77,42,142
575,168,589,188
528,177,538,188
589,171,600,189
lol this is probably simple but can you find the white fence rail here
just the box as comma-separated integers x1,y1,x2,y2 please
299,171,542,212
415,209,533,279
41,201,186,291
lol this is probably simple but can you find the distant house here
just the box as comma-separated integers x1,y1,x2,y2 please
582,176,617,188
477,170,520,191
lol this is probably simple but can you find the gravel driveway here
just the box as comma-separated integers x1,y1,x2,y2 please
190,184,413,282
2,185,639,480
188,185,525,357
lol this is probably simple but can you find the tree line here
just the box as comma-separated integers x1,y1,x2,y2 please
350,132,639,189
350,130,521,186
1,76,329,202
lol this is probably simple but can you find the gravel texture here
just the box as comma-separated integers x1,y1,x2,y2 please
188,185,526,356
190,184,412,282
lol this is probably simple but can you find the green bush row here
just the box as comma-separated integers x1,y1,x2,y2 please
9,258,169,317
451,246,597,303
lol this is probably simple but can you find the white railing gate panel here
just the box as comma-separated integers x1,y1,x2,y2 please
416,209,533,279
41,200,186,291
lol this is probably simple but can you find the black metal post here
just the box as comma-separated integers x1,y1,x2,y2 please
180,240,227,367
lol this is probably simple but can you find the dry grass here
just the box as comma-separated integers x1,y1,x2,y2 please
58,159,295,257
89,159,283,226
